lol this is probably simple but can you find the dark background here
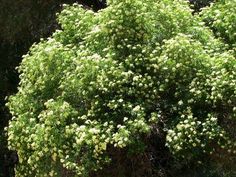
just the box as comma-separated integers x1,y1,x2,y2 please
0,0,212,176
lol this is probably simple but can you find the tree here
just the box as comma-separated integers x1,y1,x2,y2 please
6,0,236,176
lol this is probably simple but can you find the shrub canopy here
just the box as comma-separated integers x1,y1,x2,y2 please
7,0,236,176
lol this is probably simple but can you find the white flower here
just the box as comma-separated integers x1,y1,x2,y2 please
133,105,141,112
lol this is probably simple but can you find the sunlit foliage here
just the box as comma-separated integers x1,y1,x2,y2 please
6,0,236,176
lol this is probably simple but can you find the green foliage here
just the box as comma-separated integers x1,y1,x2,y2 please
6,0,236,176
0,1,106,176
200,0,236,47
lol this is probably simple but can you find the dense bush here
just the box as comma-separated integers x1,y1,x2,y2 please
6,0,236,176
0,1,106,176
200,0,236,49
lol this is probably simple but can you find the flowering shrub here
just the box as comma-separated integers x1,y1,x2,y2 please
201,0,236,47
6,0,236,176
